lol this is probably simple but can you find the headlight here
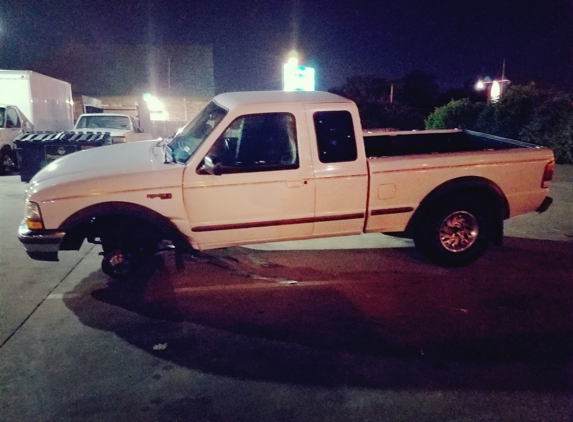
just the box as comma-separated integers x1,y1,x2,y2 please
24,201,44,230
112,136,126,144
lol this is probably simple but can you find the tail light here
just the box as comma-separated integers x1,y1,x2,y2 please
541,160,554,188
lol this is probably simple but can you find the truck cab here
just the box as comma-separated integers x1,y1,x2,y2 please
0,104,31,174
181,91,369,249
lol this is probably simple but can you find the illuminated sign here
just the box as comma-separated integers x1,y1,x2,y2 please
490,81,501,103
283,63,315,91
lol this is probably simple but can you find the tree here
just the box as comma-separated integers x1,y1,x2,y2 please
360,101,424,130
474,84,543,139
426,83,573,164
329,75,391,104
520,93,573,164
425,99,485,130
329,75,425,130
398,70,440,113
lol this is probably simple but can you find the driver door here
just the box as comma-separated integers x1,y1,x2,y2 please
183,112,315,249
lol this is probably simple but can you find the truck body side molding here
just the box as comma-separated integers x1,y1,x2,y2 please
191,213,365,232
370,207,414,216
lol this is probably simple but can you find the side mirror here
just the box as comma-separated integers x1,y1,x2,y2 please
199,155,223,176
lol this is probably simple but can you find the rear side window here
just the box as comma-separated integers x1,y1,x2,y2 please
313,111,357,163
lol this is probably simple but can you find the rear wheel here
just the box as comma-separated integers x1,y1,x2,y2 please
414,195,493,267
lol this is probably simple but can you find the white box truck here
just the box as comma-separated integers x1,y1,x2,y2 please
0,70,74,174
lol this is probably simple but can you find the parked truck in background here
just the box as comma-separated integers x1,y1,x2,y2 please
17,91,555,278
73,113,154,144
0,104,31,174
0,70,74,174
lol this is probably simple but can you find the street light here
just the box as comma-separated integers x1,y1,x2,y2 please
475,76,510,102
142,93,168,121
475,60,510,102
475,78,490,91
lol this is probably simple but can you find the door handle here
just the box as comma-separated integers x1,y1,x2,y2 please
287,180,306,188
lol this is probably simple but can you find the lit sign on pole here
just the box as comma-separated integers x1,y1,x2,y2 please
283,63,315,91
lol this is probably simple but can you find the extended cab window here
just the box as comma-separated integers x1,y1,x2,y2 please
199,113,298,174
313,111,357,163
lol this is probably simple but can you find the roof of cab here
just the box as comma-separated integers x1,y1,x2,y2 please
78,113,131,117
213,90,351,109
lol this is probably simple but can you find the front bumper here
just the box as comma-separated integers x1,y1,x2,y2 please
17,220,65,261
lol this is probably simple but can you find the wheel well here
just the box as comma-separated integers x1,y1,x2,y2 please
59,202,189,251
0,144,16,157
405,176,508,244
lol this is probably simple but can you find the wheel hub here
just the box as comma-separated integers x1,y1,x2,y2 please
439,211,479,253
102,250,138,278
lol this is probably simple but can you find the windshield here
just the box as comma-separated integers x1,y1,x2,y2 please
76,115,131,130
167,101,227,163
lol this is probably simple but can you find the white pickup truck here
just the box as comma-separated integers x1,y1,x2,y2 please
74,113,153,144
18,91,554,278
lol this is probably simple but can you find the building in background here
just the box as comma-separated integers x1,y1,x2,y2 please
53,43,214,137
46,43,214,98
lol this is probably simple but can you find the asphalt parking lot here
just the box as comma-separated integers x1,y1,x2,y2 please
0,167,572,421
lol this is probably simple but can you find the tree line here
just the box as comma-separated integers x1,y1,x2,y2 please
330,74,573,164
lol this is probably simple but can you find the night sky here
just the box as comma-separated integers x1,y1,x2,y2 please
0,0,571,94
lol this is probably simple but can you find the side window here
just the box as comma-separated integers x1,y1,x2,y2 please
313,111,357,163
199,113,298,174
131,116,141,132
6,107,21,129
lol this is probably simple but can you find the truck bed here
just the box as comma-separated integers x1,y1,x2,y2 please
364,129,538,158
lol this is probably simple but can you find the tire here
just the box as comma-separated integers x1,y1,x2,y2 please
414,194,493,267
95,216,162,278
101,250,140,279
0,147,17,175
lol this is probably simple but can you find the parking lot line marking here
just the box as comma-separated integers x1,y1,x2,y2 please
46,293,77,299
173,280,342,293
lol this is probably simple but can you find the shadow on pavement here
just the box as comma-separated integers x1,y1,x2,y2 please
63,238,573,392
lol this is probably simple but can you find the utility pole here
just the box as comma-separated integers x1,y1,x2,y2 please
167,57,171,96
